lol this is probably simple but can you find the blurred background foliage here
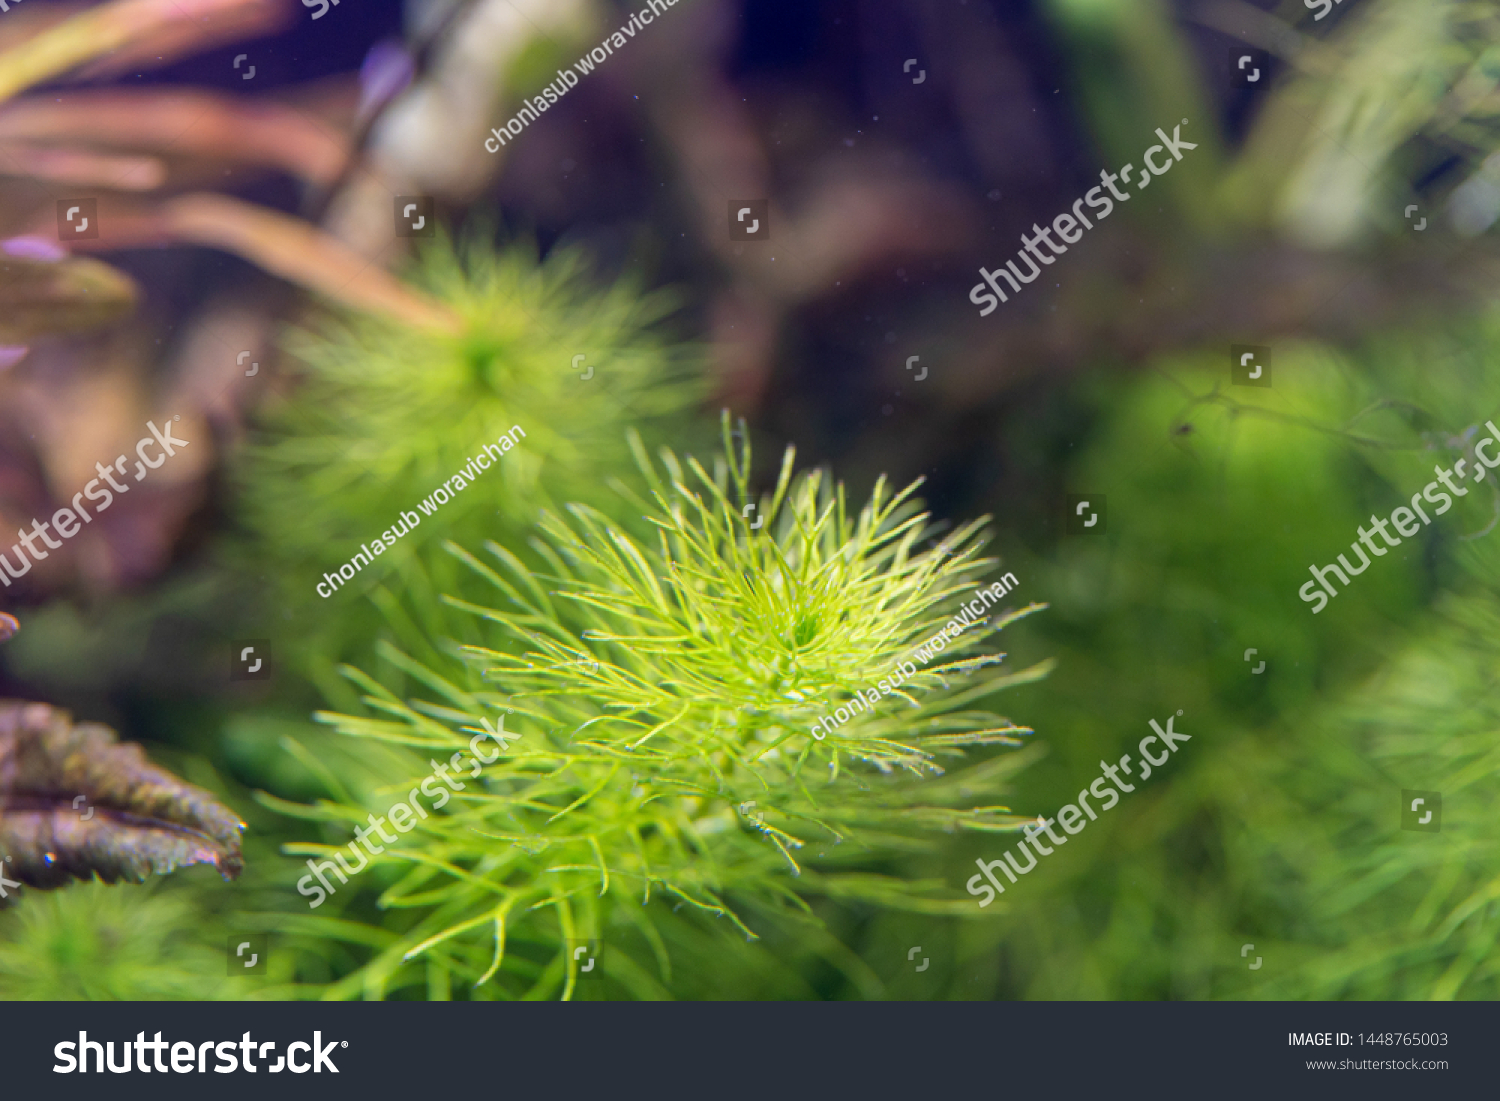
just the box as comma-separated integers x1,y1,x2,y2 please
1,0,1498,999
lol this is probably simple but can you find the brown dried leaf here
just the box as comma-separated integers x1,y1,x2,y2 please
0,253,138,342
0,701,244,894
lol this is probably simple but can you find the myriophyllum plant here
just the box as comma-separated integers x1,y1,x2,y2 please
283,416,1050,999
244,234,700,584
238,233,703,701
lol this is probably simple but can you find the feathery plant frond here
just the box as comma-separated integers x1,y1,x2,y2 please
235,230,705,693
291,415,1050,998
248,231,699,544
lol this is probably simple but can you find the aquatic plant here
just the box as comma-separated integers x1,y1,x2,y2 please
269,416,1049,998
0,880,262,1001
237,233,704,702
941,317,1500,1000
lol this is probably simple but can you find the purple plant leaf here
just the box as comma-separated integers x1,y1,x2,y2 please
357,39,414,122
1,237,67,262
0,702,244,897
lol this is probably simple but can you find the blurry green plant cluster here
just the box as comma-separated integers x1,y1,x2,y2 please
0,881,267,1001
928,310,1500,1000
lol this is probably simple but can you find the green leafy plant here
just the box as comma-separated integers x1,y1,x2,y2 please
273,416,1050,998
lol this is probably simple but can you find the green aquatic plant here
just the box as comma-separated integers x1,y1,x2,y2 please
237,233,704,699
1225,585,1500,1000
0,880,256,1001
938,313,1500,1001
270,416,1050,999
